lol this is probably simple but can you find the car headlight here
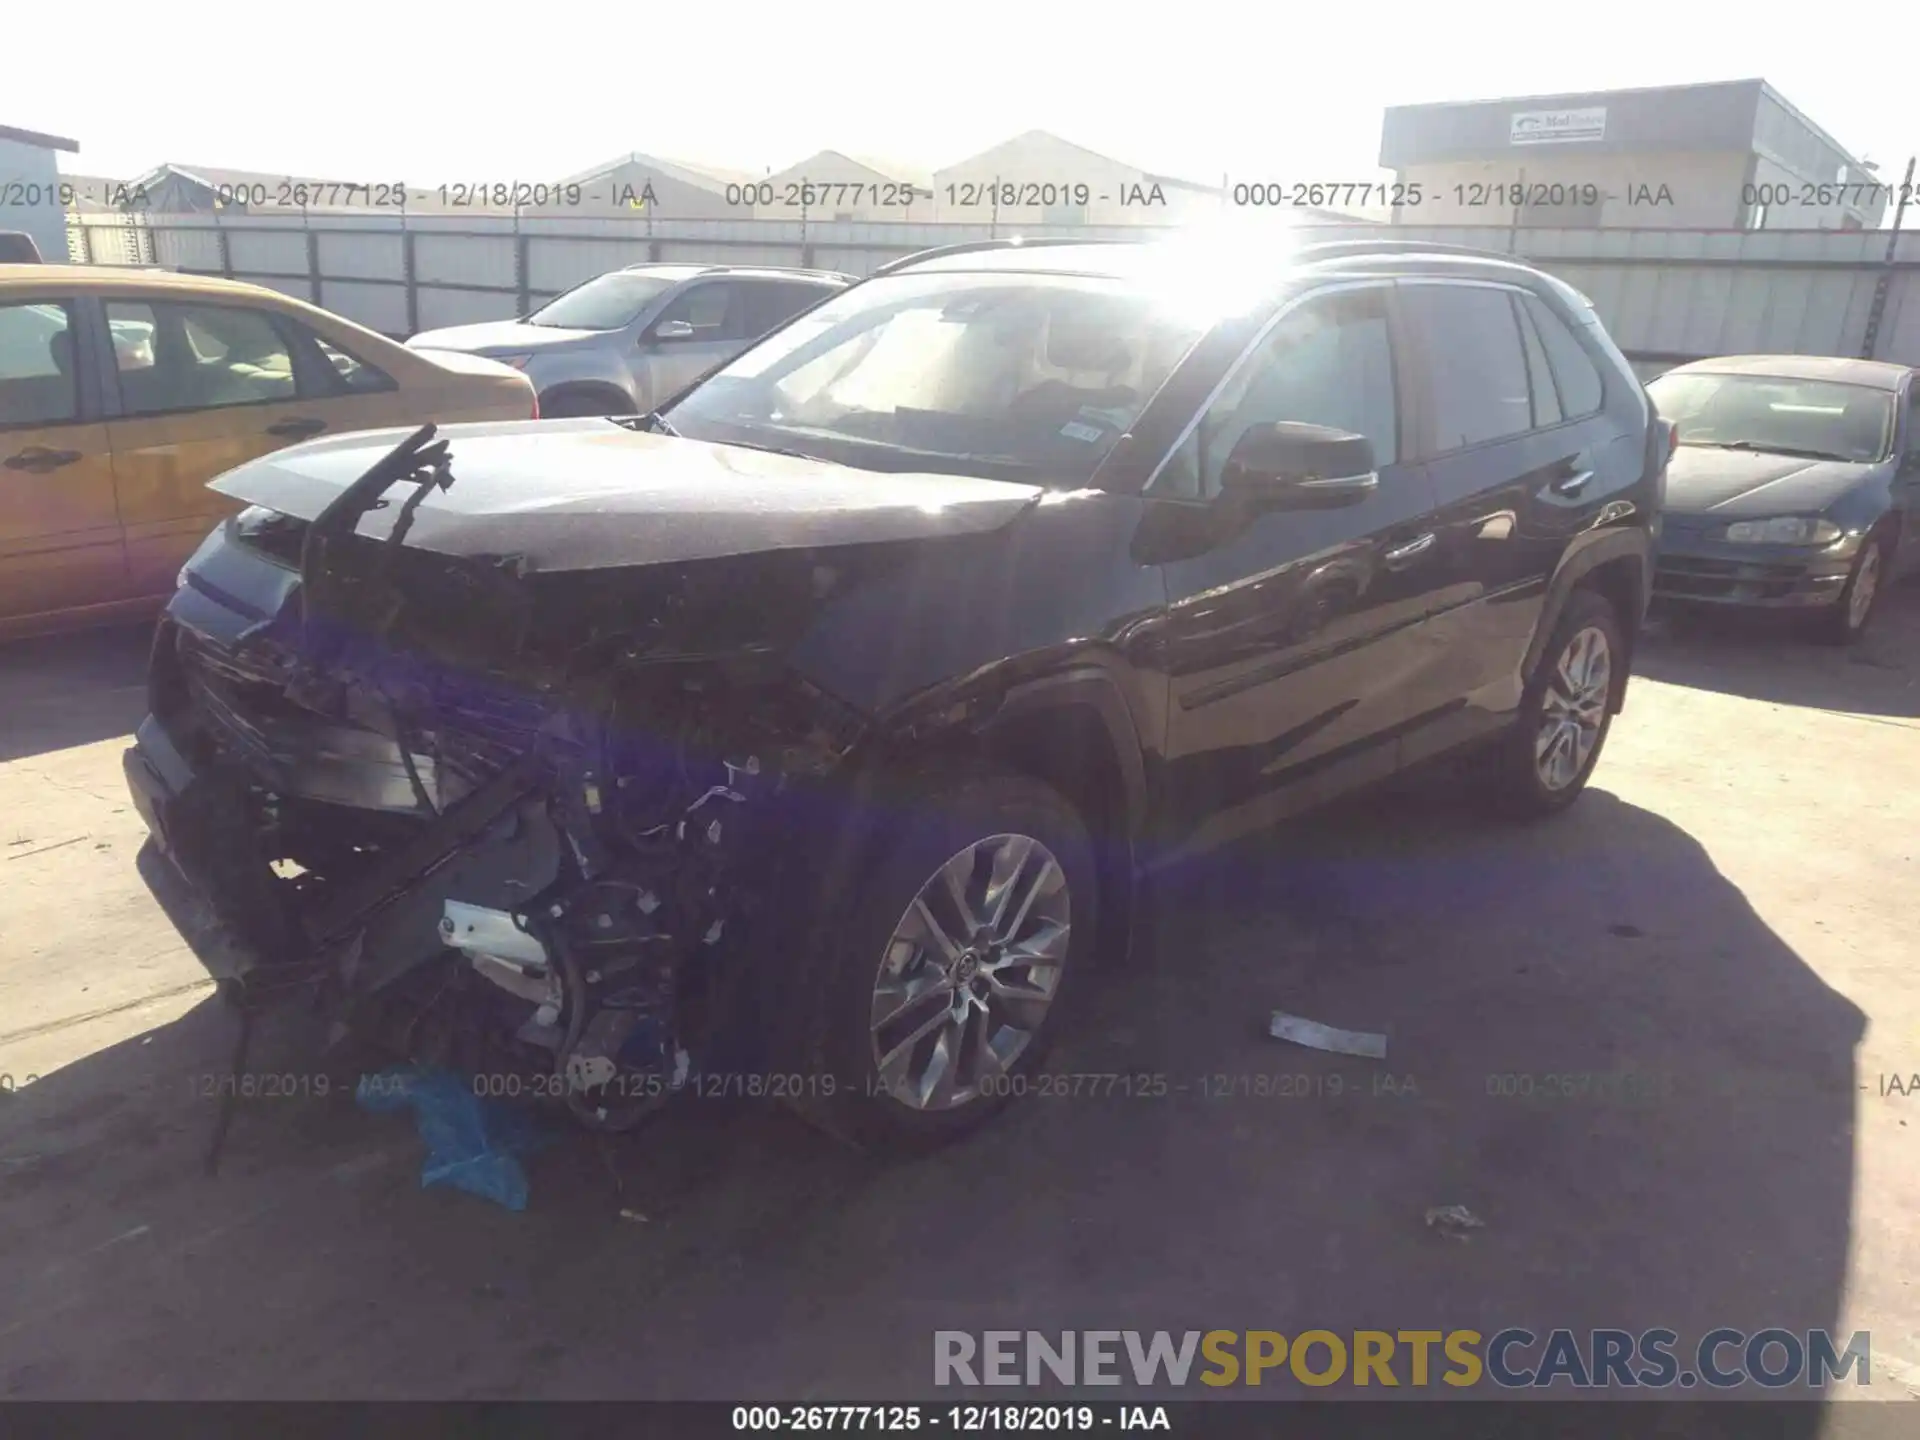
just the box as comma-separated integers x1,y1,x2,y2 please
1721,516,1842,545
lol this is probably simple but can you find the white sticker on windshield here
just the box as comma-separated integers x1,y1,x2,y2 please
1059,421,1106,444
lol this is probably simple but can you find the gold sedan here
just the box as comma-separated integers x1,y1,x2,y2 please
0,265,537,640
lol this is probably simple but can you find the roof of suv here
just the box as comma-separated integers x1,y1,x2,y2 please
895,243,1152,278
878,237,1554,290
620,262,853,284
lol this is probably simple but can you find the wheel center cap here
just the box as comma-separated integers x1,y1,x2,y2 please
952,953,980,984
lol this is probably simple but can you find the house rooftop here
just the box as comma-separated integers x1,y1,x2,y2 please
561,152,763,192
0,124,79,152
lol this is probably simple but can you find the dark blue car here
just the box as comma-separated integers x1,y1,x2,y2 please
1648,354,1918,644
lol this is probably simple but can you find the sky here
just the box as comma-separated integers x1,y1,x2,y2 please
8,0,1915,189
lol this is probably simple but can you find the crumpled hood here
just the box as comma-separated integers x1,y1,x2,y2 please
407,320,597,354
208,418,1045,572
1664,445,1880,517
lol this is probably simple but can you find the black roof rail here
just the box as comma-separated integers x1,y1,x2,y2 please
630,261,855,282
870,235,1141,278
1292,239,1526,265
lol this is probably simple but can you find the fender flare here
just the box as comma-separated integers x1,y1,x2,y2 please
771,665,1151,1068
974,665,1151,846
537,381,637,416
1521,528,1653,714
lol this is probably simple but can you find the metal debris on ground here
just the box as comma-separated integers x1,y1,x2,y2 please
1424,1204,1487,1241
619,1208,650,1224
1268,1011,1388,1059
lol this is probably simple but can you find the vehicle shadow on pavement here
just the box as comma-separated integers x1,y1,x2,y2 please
0,773,1866,1409
1636,579,1919,720
0,623,156,763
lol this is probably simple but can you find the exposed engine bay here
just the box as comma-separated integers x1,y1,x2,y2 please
149,428,878,1131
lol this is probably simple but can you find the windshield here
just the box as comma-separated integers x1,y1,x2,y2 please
661,271,1208,483
1647,372,1893,464
525,272,677,330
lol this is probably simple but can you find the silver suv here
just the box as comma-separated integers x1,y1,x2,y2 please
405,263,851,418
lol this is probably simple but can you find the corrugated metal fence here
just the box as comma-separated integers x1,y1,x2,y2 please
68,210,1920,378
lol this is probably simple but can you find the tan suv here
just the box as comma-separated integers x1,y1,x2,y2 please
0,265,536,640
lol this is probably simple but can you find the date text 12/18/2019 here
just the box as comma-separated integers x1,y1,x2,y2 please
729,1404,1170,1431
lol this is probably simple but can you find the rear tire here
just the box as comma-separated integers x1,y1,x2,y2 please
1485,589,1625,819
1815,530,1890,646
788,764,1097,1156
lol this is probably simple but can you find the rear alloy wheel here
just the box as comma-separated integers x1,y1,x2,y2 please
1487,589,1624,818
1535,624,1612,792
792,767,1096,1154
1818,532,1889,646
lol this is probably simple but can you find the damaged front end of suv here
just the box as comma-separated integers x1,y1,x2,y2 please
124,420,1057,1135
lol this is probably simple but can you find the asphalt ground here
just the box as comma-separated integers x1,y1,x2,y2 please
1,588,1917,1404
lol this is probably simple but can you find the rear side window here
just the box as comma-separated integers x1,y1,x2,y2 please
1514,296,1562,428
301,327,396,395
106,300,297,415
0,301,78,427
1401,284,1531,452
1522,293,1604,418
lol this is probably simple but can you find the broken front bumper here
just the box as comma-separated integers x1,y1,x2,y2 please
123,709,277,988
123,713,194,862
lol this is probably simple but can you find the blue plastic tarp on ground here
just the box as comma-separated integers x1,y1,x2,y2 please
356,1066,552,1211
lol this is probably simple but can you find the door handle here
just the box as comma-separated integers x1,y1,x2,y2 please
266,417,327,439
4,447,83,473
1382,532,1435,569
1552,468,1595,496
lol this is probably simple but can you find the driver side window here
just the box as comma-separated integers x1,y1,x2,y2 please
1153,287,1398,500
651,283,738,341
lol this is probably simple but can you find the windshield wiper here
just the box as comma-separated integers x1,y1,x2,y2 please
1692,440,1852,462
612,412,678,437
741,424,1045,474
720,437,818,461
297,424,455,653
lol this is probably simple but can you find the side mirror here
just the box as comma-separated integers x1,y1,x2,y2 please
1219,422,1379,509
649,319,696,343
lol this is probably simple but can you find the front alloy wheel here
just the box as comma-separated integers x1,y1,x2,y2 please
1821,534,1887,645
790,766,1096,1154
871,834,1070,1112
1535,626,1612,792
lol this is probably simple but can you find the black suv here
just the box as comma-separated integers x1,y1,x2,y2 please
123,237,1663,1154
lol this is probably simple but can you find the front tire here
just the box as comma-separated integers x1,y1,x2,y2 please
791,765,1097,1155
1486,589,1625,819
539,389,631,419
1816,530,1890,646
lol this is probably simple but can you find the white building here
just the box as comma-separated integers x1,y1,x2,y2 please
0,124,81,261
1380,80,1888,230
